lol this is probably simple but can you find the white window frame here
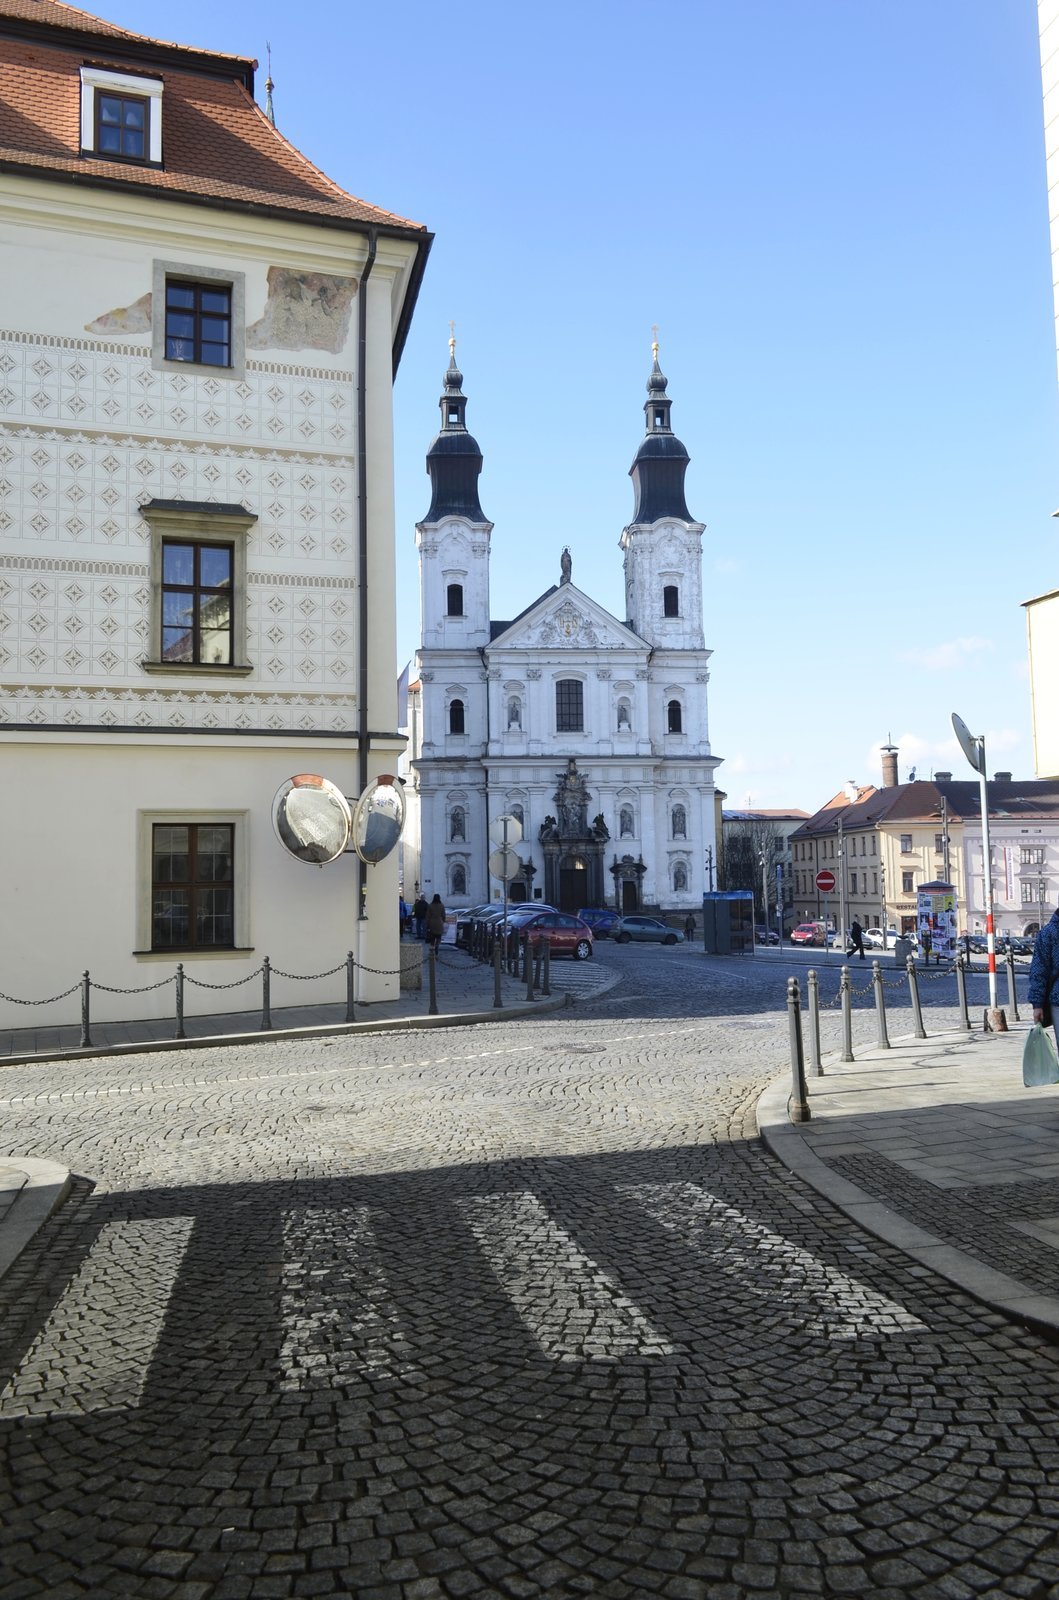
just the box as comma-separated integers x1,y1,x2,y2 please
81,66,163,162
136,809,250,956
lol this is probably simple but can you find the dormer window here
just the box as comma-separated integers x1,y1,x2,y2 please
81,67,164,164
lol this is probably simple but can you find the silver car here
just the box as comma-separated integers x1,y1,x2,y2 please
615,916,685,946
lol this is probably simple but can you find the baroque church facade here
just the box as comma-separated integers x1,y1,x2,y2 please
407,341,721,916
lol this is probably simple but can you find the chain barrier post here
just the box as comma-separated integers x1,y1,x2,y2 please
428,944,439,1015
80,969,92,1050
260,956,273,1030
807,967,823,1076
955,954,971,1030
345,951,356,1023
872,958,890,1049
525,935,534,1001
787,976,811,1123
533,944,543,993
493,935,503,1009
906,953,926,1040
542,937,551,997
1005,947,1020,1022
840,964,854,1062
175,962,186,1040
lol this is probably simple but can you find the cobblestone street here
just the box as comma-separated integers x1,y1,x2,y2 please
2,948,1058,1599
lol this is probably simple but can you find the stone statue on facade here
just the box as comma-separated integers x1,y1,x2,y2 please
560,546,572,585
591,813,610,842
554,757,590,836
538,815,558,842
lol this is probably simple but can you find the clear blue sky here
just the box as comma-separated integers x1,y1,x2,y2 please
115,0,1059,808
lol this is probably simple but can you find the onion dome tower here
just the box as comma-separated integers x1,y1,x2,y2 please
628,342,694,524
423,338,487,523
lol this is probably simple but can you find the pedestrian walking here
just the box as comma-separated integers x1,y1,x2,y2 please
425,893,446,951
684,913,696,941
413,894,428,940
1028,908,1059,1046
847,919,866,960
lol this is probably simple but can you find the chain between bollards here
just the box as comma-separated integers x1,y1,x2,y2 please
80,969,92,1049
840,965,854,1061
906,954,926,1039
174,962,185,1040
806,968,823,1076
787,976,811,1122
493,935,503,1009
872,958,890,1049
955,955,971,1030
260,955,272,1030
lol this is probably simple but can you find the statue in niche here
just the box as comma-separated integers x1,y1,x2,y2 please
560,546,572,584
554,757,590,836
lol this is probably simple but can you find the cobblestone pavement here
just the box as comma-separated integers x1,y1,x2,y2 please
2,949,1059,1599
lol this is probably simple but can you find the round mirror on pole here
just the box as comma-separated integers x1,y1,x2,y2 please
350,774,406,866
272,773,352,866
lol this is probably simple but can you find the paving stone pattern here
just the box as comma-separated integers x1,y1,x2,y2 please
1,949,1058,1598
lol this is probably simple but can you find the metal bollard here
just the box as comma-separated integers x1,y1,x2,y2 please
175,962,186,1040
906,954,926,1040
542,938,551,997
493,935,503,1009
955,954,971,1031
525,935,535,1000
787,976,811,1122
840,965,854,1062
345,950,356,1023
428,944,439,1015
872,959,890,1049
807,968,823,1076
261,955,273,1030
533,945,543,993
80,969,92,1050
1005,947,1020,1022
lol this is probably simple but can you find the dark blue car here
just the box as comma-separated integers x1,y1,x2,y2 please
578,907,622,939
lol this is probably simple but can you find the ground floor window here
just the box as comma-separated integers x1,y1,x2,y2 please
152,822,234,950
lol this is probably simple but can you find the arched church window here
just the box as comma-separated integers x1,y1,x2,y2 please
450,862,467,895
449,699,465,735
667,699,683,734
663,585,679,618
616,698,631,731
672,804,687,839
446,583,464,617
619,805,635,838
507,696,522,728
673,861,688,892
450,805,465,842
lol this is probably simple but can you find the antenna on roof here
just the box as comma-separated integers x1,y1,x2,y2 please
264,40,275,126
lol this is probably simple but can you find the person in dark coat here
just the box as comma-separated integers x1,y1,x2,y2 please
1028,908,1059,1046
847,919,866,960
425,894,446,950
684,914,696,941
412,894,428,940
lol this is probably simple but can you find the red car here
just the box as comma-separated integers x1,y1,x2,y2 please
511,911,594,961
790,922,825,946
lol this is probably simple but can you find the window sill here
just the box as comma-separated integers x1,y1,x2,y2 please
141,661,253,677
134,947,254,959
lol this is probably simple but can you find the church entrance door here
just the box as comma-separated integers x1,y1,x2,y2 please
559,857,589,914
621,879,639,914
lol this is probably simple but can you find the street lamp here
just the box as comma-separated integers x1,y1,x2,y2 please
952,712,998,1016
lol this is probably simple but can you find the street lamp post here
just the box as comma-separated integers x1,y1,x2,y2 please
759,852,768,939
952,712,1001,1021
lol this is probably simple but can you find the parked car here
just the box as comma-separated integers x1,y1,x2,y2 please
863,928,885,948
455,904,494,947
615,916,685,945
510,910,594,961
755,926,780,945
790,922,826,946
579,907,623,939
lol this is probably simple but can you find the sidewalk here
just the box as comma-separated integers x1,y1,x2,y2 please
758,1021,1059,1337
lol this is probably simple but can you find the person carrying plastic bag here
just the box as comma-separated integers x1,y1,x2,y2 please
1025,909,1059,1086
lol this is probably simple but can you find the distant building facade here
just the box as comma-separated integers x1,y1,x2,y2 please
408,342,721,915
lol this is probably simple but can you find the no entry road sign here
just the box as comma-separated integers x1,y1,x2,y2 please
815,869,836,893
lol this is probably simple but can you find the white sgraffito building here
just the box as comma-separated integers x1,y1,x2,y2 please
406,339,721,917
0,0,429,1026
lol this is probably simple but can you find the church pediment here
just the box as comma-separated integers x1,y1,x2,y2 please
489,584,644,654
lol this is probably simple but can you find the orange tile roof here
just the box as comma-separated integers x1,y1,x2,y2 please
0,1,427,234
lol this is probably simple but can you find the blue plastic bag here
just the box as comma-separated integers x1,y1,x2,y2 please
1023,1023,1059,1087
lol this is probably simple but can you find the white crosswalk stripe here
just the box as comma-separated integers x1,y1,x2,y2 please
0,1216,194,1417
622,1180,926,1338
458,1190,675,1361
279,1204,418,1391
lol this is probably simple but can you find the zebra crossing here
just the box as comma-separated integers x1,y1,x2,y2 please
0,1181,925,1419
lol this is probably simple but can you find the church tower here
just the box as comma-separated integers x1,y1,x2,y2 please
620,343,705,650
416,338,492,649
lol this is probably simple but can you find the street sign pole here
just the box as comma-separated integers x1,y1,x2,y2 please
953,712,999,1018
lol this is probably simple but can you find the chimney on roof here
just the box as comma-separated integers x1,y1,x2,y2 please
995,771,1012,782
880,741,899,788
935,771,951,781
844,780,859,803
